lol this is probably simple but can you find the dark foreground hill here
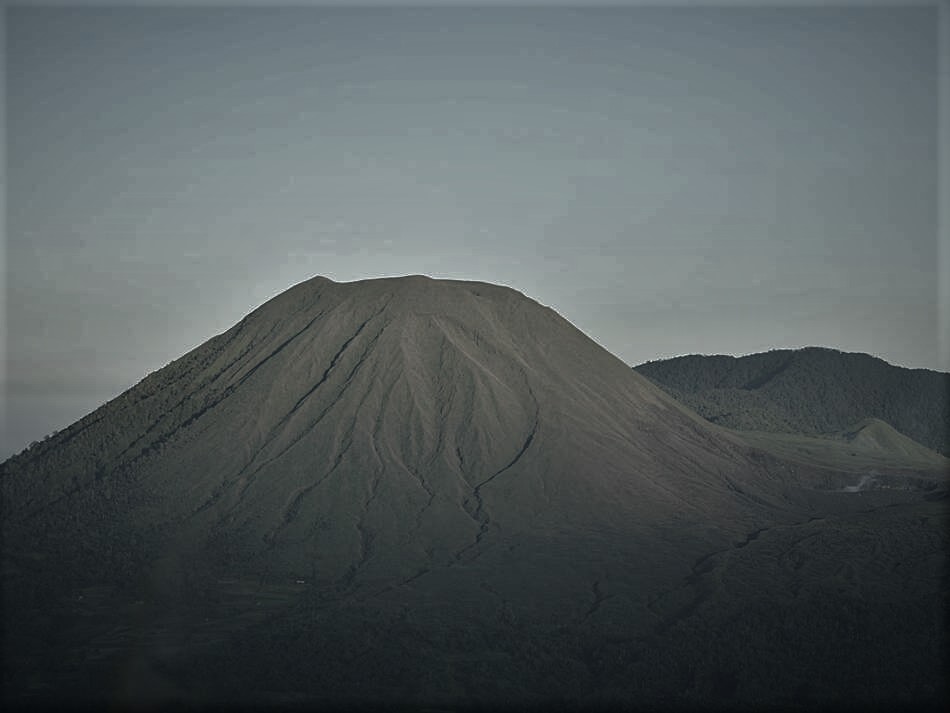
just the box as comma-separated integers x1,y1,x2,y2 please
3,277,947,712
635,347,950,456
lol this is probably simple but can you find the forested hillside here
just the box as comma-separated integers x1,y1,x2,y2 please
636,347,950,456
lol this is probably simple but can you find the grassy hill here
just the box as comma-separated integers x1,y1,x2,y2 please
738,419,949,486
635,347,950,456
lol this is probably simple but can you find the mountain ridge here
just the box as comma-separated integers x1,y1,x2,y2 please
635,347,950,456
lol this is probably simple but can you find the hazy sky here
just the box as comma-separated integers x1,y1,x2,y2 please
3,3,946,458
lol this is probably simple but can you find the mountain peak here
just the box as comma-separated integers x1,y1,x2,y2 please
3,275,771,586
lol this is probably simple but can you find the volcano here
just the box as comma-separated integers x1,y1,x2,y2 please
3,276,946,711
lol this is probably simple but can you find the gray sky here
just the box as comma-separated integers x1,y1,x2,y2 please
3,3,946,458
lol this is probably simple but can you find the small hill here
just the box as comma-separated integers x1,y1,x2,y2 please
738,417,950,481
839,417,946,464
635,347,950,456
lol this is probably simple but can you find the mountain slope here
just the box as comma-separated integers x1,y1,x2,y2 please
635,347,950,456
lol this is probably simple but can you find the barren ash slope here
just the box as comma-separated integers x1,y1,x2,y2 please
3,276,947,711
